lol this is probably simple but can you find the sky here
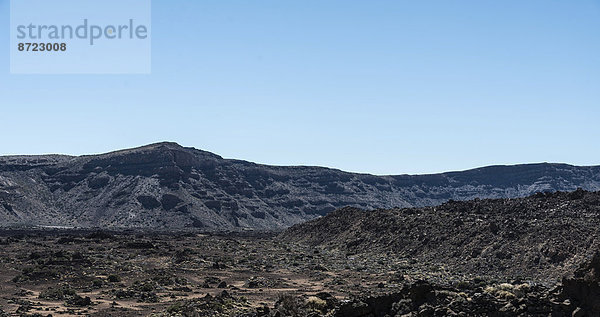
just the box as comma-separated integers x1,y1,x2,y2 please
0,0,599,175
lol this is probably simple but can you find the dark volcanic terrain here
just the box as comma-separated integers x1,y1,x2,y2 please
282,190,600,283
1,142,599,230
1,191,600,316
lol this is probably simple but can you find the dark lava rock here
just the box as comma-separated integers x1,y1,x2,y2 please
66,295,92,307
325,279,563,317
562,251,600,314
123,241,155,249
137,195,161,209
88,175,110,189
86,231,114,240
161,194,183,211
335,300,371,317
282,191,600,279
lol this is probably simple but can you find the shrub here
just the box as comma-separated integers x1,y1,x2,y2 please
484,283,516,299
275,294,305,316
39,285,77,300
107,274,121,283
306,296,327,312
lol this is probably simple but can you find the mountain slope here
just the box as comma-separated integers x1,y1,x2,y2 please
281,190,600,281
0,142,599,230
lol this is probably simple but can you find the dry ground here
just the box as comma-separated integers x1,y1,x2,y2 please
0,230,407,316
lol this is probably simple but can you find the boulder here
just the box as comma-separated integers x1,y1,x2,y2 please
562,251,600,314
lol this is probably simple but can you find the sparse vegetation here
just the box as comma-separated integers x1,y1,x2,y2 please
0,190,599,315
107,274,121,283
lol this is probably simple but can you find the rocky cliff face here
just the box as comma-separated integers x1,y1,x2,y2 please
0,142,599,230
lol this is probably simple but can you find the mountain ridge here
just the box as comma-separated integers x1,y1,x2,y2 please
1,142,599,230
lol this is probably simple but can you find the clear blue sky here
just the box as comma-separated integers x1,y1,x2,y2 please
1,0,599,175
